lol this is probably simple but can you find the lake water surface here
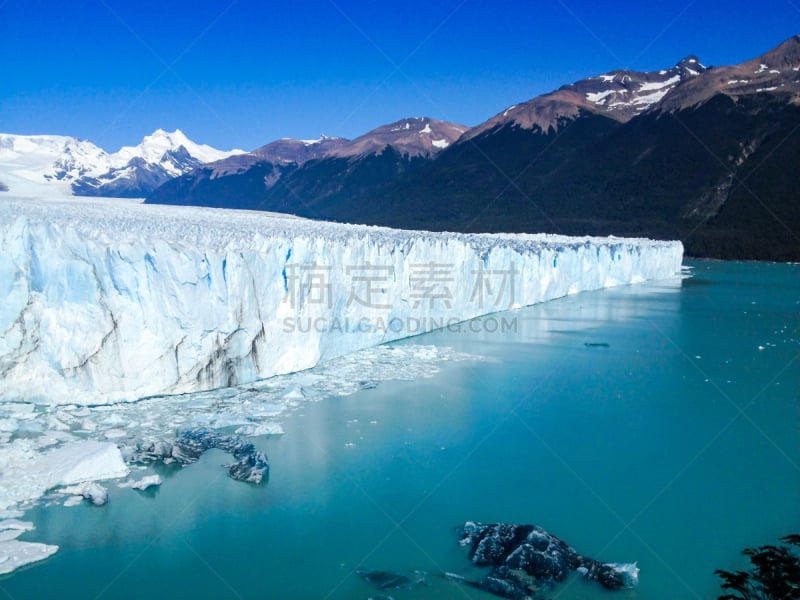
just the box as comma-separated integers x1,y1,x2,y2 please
2,260,798,599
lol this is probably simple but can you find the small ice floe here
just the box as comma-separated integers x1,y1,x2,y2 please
0,440,128,513
235,422,284,437
0,520,58,576
60,482,109,506
104,428,127,439
119,475,162,491
282,385,305,400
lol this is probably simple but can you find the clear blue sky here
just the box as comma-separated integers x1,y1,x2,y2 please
1,0,797,152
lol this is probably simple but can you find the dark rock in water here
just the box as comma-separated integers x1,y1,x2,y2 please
357,569,427,591
357,571,411,590
127,439,175,463
225,449,270,483
127,428,269,483
458,522,638,599
465,568,540,599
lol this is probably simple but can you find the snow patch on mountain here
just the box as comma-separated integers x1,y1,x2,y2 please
638,75,682,91
585,90,616,104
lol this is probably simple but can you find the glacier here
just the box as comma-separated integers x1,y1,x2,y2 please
0,519,58,575
0,194,682,574
0,195,683,405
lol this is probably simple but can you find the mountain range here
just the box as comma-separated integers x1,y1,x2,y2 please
147,35,800,260
0,129,243,197
2,35,798,260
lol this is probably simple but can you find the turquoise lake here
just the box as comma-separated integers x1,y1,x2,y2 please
1,260,798,599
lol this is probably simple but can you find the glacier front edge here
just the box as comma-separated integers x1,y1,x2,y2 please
0,196,683,405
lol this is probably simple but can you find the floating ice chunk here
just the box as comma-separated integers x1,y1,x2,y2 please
0,419,18,432
0,520,58,576
282,385,305,400
132,475,162,490
118,474,162,491
104,428,127,439
54,442,129,487
0,439,128,511
59,482,108,506
235,422,285,437
0,519,33,540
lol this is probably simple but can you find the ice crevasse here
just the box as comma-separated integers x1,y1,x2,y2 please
0,197,683,405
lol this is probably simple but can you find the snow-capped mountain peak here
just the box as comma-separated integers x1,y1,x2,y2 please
461,55,709,141
571,56,709,117
658,34,800,112
114,128,242,170
675,55,707,74
327,117,468,158
0,130,244,197
0,133,112,195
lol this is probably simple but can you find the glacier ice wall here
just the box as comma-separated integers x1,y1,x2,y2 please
0,197,683,405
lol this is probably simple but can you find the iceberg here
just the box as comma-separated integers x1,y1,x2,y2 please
0,520,58,575
59,481,109,506
0,439,128,512
0,196,683,405
118,474,162,491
